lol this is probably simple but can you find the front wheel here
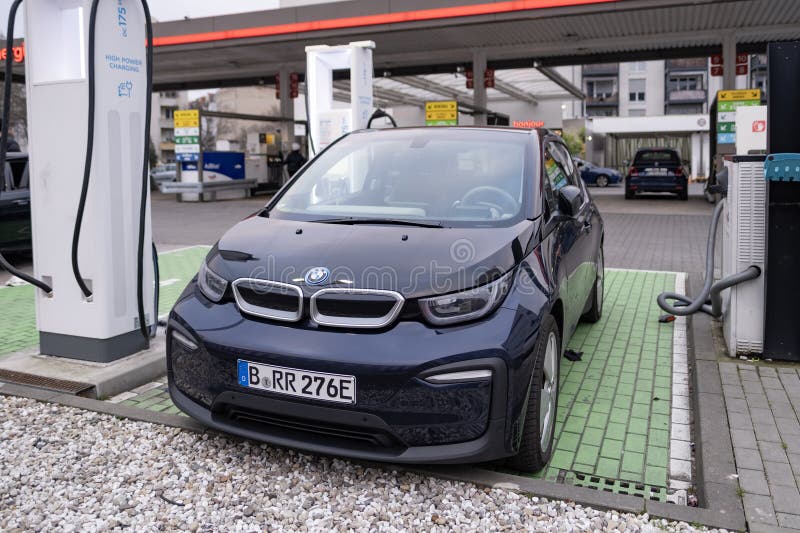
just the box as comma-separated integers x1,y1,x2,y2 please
506,314,560,473
595,174,609,188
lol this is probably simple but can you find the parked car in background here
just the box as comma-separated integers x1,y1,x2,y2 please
167,127,605,473
150,163,177,189
573,157,622,187
0,153,32,252
624,148,689,200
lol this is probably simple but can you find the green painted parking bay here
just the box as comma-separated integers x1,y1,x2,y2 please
0,245,210,357
528,268,688,503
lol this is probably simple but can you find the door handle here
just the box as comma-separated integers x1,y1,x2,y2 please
12,199,28,206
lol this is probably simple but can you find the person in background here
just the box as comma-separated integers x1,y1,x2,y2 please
0,119,20,152
284,142,307,178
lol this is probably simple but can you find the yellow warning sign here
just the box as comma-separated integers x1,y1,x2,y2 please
425,101,457,118
718,89,761,101
173,109,200,129
425,101,457,125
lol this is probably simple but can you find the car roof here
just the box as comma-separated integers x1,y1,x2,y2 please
352,126,543,136
635,147,680,153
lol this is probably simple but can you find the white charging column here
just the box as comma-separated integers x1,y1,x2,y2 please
305,41,375,157
24,0,154,361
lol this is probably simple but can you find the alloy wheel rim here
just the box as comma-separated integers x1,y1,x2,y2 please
597,175,608,187
540,331,558,450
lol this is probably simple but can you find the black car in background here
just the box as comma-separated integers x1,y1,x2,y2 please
625,148,689,200
0,153,32,252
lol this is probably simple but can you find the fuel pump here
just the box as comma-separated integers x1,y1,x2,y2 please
0,0,156,362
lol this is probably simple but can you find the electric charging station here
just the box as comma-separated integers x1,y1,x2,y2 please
305,41,375,157
22,0,154,362
661,41,800,362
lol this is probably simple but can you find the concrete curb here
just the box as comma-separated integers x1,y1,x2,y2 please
687,274,747,531
0,336,168,400
0,379,745,530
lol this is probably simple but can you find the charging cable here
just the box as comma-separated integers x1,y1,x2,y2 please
657,197,761,318
0,0,51,294
71,0,155,340
0,0,156,342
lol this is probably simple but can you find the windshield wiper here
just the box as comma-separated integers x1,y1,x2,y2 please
311,217,444,228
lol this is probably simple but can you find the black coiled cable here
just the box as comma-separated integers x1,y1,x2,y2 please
0,0,52,294
72,0,154,341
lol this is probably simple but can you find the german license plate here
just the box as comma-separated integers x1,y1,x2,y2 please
237,359,356,404
645,167,669,175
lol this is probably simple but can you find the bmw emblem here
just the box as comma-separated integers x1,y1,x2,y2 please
304,267,330,285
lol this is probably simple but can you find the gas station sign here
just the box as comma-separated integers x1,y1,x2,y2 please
716,89,761,146
174,110,201,161
425,101,458,126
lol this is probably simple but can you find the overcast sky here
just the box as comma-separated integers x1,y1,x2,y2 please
147,1,279,22
0,0,280,36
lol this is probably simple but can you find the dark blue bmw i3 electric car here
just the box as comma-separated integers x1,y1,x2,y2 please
167,127,604,472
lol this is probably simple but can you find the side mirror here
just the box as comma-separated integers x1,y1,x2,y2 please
558,185,583,217
575,160,584,168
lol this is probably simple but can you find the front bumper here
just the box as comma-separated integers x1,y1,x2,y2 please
166,284,540,464
169,377,509,464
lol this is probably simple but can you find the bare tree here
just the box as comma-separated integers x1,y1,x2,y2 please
0,81,28,148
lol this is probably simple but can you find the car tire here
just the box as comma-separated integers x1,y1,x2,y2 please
625,187,634,199
582,247,604,323
679,190,688,201
506,314,560,473
595,175,609,188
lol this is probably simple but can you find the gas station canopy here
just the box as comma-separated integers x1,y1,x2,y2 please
151,0,800,91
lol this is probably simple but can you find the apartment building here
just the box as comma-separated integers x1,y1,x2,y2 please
149,91,189,164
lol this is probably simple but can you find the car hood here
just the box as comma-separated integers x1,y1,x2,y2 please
209,215,538,299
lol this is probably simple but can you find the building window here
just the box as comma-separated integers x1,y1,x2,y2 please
629,62,647,73
629,79,646,102
586,78,616,100
164,107,177,119
586,107,618,117
668,74,704,92
666,104,703,115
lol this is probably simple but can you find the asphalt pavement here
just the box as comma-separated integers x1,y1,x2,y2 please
591,183,713,275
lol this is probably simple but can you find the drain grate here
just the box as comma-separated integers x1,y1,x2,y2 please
568,470,674,502
0,369,94,396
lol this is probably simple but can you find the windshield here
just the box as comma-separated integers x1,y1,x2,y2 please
635,150,680,165
268,129,533,227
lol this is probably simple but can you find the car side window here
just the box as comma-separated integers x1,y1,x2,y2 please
542,144,569,217
543,144,570,193
551,141,586,205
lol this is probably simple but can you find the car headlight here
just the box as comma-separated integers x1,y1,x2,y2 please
197,261,228,302
419,271,513,326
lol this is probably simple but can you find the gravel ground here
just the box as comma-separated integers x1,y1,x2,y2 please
0,396,719,532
